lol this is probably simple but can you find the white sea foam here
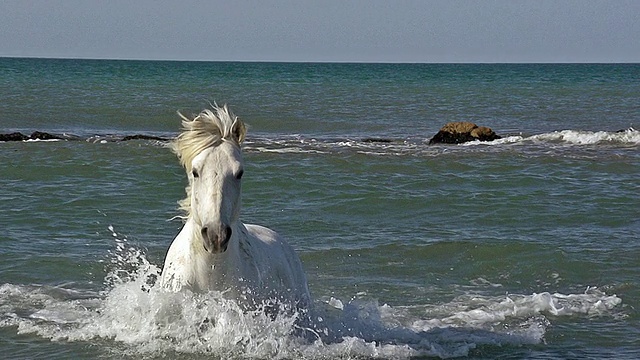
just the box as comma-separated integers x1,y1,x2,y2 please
531,128,640,145
464,128,640,147
244,128,639,157
0,231,624,359
24,138,62,143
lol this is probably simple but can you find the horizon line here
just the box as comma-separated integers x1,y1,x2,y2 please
1,55,638,65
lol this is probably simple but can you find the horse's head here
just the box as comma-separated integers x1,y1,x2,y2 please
172,105,246,254
190,141,244,253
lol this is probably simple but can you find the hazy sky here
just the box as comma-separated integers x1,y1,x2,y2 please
1,0,638,63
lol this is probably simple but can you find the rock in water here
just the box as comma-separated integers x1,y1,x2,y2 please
470,126,500,141
30,131,65,140
429,122,501,144
0,132,68,141
0,132,29,142
121,134,170,141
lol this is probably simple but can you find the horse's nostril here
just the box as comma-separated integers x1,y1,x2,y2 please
224,226,232,242
201,225,230,253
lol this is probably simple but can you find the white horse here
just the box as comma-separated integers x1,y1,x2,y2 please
159,105,310,311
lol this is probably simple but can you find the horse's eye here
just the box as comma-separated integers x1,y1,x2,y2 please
192,169,199,178
236,170,244,180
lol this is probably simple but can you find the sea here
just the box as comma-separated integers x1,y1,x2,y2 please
0,58,639,359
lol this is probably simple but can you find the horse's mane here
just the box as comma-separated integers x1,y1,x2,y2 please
172,104,246,218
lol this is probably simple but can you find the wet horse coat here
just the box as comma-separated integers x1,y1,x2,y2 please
159,105,310,310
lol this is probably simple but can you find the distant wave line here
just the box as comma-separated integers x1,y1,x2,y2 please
2,128,638,150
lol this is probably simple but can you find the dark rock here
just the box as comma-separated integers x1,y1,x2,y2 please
1,131,172,142
30,131,65,140
0,132,29,142
121,134,170,142
361,137,393,143
428,122,501,145
0,131,70,141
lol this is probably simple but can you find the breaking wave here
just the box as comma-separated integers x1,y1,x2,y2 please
3,128,638,159
0,228,623,359
242,128,640,157
476,128,640,147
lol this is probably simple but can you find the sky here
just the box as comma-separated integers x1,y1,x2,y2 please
1,0,639,63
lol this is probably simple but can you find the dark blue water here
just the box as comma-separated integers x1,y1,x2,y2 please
1,58,639,359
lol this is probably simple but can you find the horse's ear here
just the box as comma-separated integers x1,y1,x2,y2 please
232,118,246,144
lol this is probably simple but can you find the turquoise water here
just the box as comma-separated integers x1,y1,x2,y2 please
1,58,639,359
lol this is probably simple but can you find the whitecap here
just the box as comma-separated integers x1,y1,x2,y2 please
460,128,640,148
531,128,640,145
0,232,625,359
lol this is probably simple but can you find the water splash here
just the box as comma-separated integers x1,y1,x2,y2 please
466,128,640,147
0,227,624,359
532,128,640,145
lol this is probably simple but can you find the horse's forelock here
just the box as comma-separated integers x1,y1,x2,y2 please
172,104,245,172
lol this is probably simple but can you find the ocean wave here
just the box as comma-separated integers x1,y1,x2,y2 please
0,277,622,359
244,129,640,157
3,128,638,159
0,229,623,359
531,128,640,145
465,128,640,147
0,131,173,144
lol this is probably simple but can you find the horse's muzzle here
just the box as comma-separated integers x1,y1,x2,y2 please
201,225,232,253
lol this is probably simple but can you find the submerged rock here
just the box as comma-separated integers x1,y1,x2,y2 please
0,131,171,142
0,132,29,142
361,137,393,144
0,131,67,141
428,122,501,144
30,131,65,140
121,134,171,142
